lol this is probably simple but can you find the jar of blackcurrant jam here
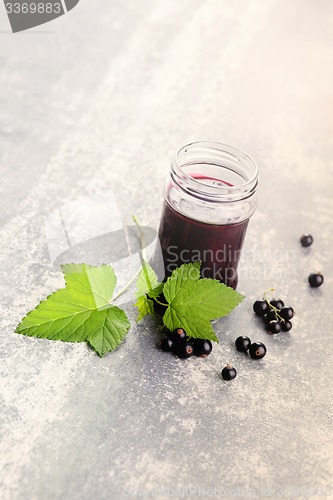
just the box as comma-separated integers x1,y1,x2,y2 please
157,141,258,289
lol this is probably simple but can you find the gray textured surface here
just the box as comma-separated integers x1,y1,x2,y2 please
1,1,333,499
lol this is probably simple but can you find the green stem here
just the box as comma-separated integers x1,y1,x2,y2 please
263,287,285,323
132,214,166,308
111,268,141,303
133,214,156,294
132,214,147,262
153,297,168,308
272,308,285,323
263,287,275,301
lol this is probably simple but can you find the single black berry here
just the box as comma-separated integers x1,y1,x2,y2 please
192,339,212,358
159,337,174,352
300,234,313,247
270,298,285,309
253,300,269,317
173,341,194,358
235,336,251,352
279,306,294,320
249,342,267,359
221,364,237,380
264,310,278,324
281,320,292,332
308,273,324,288
267,320,281,334
170,327,187,342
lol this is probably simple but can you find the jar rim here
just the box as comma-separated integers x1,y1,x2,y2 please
171,141,258,201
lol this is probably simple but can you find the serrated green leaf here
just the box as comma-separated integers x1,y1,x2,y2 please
187,279,245,319
61,263,117,309
134,260,163,321
163,308,218,342
163,261,200,304
87,307,130,357
147,283,164,299
135,295,154,322
162,262,245,341
16,263,130,357
135,260,161,298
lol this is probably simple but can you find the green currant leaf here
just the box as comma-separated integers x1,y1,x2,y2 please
135,260,161,298
135,295,154,322
147,283,164,299
135,260,164,321
162,262,245,342
16,263,130,357
87,306,131,357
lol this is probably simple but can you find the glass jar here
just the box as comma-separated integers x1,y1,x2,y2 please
157,141,258,289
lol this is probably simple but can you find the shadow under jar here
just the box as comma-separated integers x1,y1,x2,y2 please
157,141,258,289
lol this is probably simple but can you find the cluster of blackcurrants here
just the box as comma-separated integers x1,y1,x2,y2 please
221,336,267,380
300,234,324,287
253,298,294,334
159,327,212,359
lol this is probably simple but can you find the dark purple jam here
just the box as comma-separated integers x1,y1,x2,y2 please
158,202,249,289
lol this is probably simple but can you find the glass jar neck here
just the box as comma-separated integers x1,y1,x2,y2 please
165,141,258,224
170,141,258,203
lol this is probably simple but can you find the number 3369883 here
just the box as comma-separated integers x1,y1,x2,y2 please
5,3,61,14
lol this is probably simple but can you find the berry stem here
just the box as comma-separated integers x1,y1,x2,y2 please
267,302,285,323
263,287,275,301
262,287,285,323
274,310,285,323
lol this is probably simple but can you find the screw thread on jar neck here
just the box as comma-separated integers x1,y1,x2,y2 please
170,141,258,202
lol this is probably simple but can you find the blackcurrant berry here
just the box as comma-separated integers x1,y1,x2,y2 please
282,320,292,332
170,327,187,342
308,273,324,288
253,300,269,317
300,234,313,247
221,364,237,380
159,337,174,352
249,342,267,359
264,310,278,324
192,339,212,358
270,299,285,309
267,320,281,334
279,306,294,320
235,336,251,352
173,341,194,358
